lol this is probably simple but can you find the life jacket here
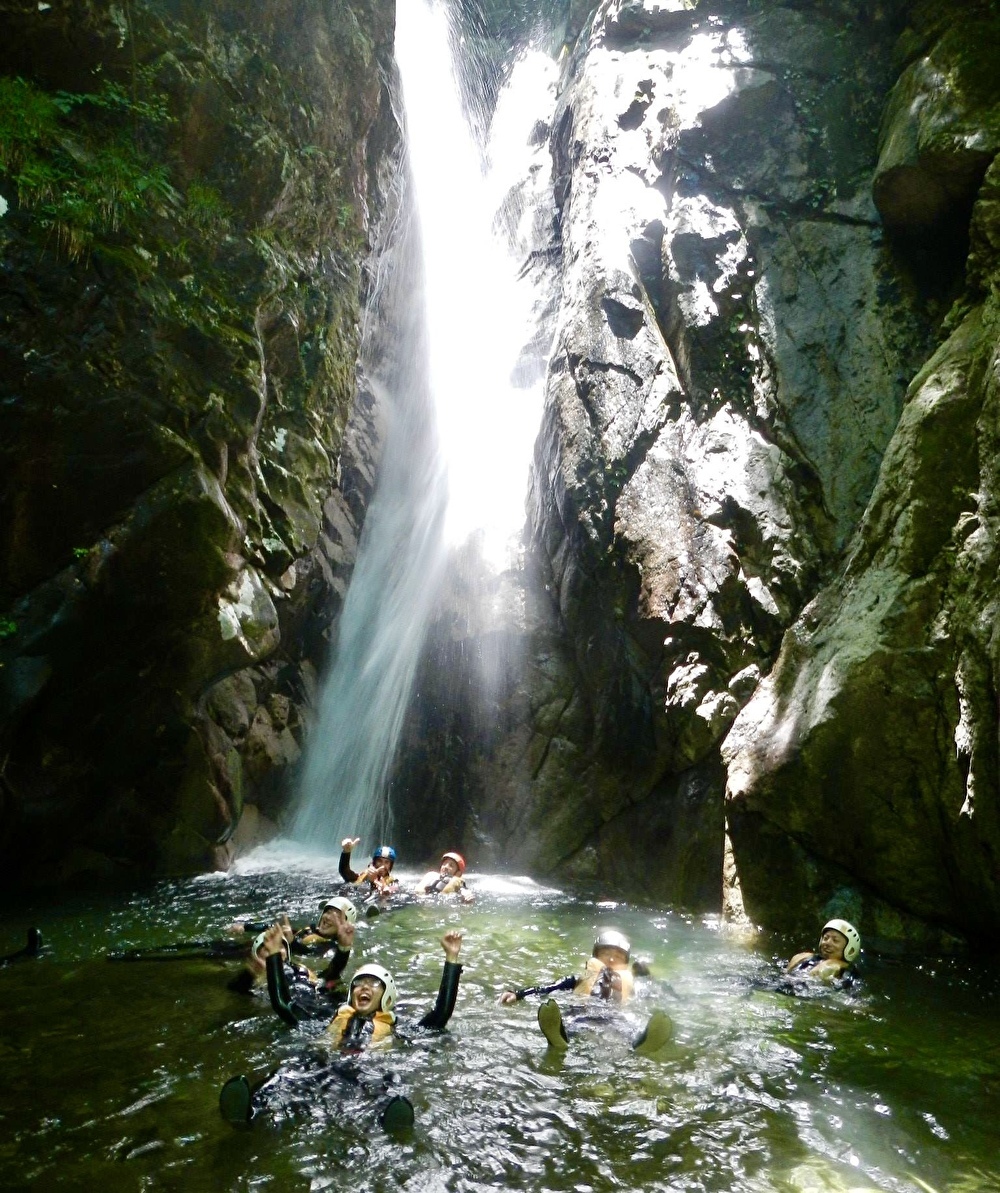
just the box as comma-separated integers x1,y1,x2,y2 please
354,868,397,892
294,925,334,949
421,871,463,895
327,1003,396,1049
574,956,635,1002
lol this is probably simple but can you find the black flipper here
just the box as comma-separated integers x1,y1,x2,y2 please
219,1075,254,1126
1,928,44,967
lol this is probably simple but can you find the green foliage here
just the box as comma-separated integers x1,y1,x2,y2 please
0,75,177,259
0,617,16,640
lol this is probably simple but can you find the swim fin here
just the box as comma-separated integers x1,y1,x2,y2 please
633,1008,673,1056
219,1075,254,1126
537,998,569,1051
0,928,44,966
380,1095,415,1133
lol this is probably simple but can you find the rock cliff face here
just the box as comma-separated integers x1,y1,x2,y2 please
441,0,1000,944
398,0,992,934
724,6,1000,948
0,0,396,884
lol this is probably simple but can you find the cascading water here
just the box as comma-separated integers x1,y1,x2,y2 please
290,0,557,852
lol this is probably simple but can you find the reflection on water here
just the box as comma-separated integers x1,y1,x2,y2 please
1,853,998,1192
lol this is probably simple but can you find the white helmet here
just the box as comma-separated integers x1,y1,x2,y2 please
823,919,861,963
251,931,287,961
349,962,397,1012
320,896,358,925
593,929,631,961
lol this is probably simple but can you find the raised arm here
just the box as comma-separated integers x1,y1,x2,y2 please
500,975,577,1004
418,931,464,1030
262,926,305,1026
339,836,362,884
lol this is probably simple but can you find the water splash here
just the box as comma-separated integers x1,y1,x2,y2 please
289,0,557,852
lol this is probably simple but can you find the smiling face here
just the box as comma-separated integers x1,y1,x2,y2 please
439,857,459,878
371,855,394,877
317,906,345,936
593,944,629,970
818,928,848,962
350,974,386,1016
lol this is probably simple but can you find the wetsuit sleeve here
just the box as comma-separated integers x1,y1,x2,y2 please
318,947,352,986
239,920,270,934
339,851,360,884
513,975,577,1000
418,961,463,1029
265,953,305,1026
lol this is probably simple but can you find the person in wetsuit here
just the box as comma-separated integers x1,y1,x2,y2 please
219,929,464,1132
500,929,672,1055
413,851,473,902
785,919,860,982
339,838,398,896
225,897,357,999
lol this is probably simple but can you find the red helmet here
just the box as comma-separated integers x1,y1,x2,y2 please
441,851,466,875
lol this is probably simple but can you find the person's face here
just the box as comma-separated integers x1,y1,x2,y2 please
440,858,459,877
594,945,629,970
318,907,345,936
818,928,847,961
350,975,386,1015
372,855,393,877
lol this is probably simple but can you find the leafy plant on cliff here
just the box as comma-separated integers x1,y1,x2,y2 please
0,75,177,259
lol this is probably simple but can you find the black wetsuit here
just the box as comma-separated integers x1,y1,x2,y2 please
226,944,352,1000
233,921,346,959
265,952,462,1033
338,852,398,896
240,954,463,1127
511,967,625,1001
751,955,856,997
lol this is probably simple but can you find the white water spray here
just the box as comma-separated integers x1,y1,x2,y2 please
289,0,557,853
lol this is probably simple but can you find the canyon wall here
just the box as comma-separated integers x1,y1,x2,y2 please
0,0,396,884
397,0,1000,947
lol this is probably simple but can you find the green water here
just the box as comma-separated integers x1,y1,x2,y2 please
1,851,998,1193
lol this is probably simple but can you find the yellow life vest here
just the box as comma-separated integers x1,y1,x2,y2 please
327,1003,396,1049
574,956,635,1002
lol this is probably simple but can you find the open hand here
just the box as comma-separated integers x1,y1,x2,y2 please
278,914,293,943
261,923,287,958
499,990,517,1005
441,930,464,962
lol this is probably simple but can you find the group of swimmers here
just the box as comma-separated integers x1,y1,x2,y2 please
210,838,864,1135
0,841,865,1137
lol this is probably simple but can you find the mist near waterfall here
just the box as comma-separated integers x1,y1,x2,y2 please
289,0,557,852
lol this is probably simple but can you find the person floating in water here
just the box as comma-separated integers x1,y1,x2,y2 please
413,851,473,902
229,896,358,958
785,919,861,982
226,898,357,998
339,838,398,896
219,929,464,1132
500,929,671,1055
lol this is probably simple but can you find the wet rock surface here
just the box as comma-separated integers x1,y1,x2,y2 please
398,0,998,936
0,0,396,885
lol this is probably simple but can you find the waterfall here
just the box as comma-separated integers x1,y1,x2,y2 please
290,0,557,853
